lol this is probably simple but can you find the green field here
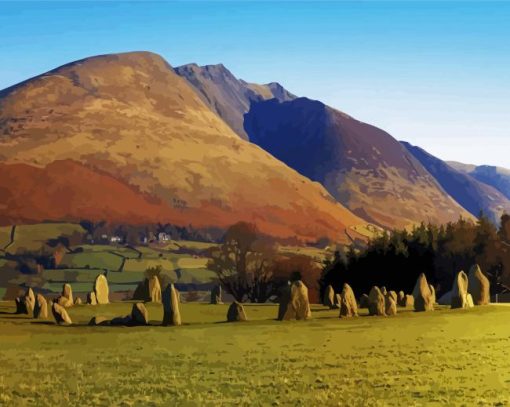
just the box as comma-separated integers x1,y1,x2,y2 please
1,301,509,405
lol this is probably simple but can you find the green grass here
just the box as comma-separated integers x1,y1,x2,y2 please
60,252,123,271
1,302,509,405
3,223,85,253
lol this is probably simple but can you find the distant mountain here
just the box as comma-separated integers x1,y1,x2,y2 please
174,63,295,139
448,162,510,201
402,142,510,223
0,51,367,242
244,97,473,229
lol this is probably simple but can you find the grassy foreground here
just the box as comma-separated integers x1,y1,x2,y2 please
1,302,510,406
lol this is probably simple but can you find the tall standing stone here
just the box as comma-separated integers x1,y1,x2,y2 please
277,283,292,320
368,286,386,316
429,285,436,304
162,284,181,326
413,273,434,312
25,287,36,314
451,270,471,309
133,276,162,302
61,283,73,307
385,296,397,316
94,274,109,304
468,264,490,305
281,280,312,321
210,284,223,304
227,301,248,322
33,294,48,319
323,285,336,308
339,283,358,317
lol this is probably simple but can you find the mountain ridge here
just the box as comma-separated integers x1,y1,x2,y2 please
0,51,367,242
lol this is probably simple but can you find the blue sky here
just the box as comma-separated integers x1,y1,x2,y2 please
1,1,509,167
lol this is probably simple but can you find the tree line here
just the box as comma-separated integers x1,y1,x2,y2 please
319,214,510,300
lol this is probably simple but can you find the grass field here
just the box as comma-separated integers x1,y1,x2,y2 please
1,301,509,405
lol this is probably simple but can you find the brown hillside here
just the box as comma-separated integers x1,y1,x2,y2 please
244,98,474,229
0,52,365,242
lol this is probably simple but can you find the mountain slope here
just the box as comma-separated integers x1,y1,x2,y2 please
402,142,510,223
448,162,510,201
244,97,473,229
0,51,367,242
174,63,295,139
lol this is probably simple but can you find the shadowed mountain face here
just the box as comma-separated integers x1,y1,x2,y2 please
244,97,473,229
448,162,510,201
0,51,366,242
174,63,295,139
402,142,510,223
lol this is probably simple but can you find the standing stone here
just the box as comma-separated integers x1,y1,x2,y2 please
429,285,436,304
133,276,162,302
51,302,72,325
380,286,388,296
87,291,97,305
404,294,414,307
468,264,490,305
413,273,434,312
467,293,475,308
277,283,292,320
397,291,406,306
131,303,149,325
33,294,48,319
387,291,398,304
94,274,109,304
282,280,312,321
227,301,248,322
359,294,369,309
323,285,336,308
15,297,28,314
368,286,386,316
339,283,358,317
148,275,162,303
74,297,82,305
385,296,397,316
451,270,470,309
25,288,36,314
210,284,223,304
162,284,181,326
61,283,73,307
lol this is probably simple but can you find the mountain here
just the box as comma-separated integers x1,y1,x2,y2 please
174,63,295,140
402,142,510,223
0,51,367,242
448,162,510,201
244,97,473,229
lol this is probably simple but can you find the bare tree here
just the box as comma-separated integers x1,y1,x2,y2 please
207,222,277,302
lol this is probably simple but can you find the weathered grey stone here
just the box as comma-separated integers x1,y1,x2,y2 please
413,274,434,312
339,283,358,317
368,286,385,316
468,264,490,305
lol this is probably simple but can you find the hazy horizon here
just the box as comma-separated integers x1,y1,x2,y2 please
1,1,508,167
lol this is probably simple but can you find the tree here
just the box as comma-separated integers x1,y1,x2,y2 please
207,222,277,302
